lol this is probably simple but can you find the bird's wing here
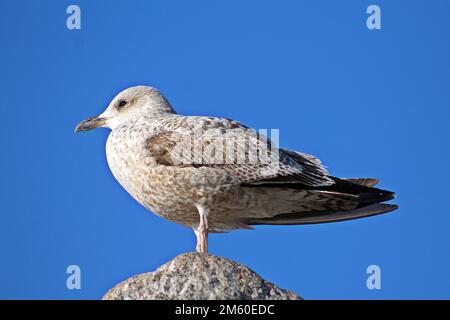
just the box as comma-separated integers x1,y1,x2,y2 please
245,203,398,226
145,117,334,187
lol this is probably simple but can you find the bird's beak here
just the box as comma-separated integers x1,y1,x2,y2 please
75,115,106,133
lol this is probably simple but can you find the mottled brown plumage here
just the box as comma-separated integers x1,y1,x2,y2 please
75,86,397,253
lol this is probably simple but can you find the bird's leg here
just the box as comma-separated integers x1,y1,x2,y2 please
195,205,209,253
194,230,202,253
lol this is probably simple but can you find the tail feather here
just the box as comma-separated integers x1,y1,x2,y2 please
342,178,379,187
317,177,395,207
243,176,397,226
246,203,398,226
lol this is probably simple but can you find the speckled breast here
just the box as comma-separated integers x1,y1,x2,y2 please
105,127,241,228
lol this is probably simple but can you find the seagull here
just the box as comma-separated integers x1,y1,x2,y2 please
75,86,397,253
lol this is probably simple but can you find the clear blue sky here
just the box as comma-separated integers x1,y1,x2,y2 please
1,0,449,299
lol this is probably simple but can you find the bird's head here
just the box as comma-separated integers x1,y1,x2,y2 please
75,85,174,133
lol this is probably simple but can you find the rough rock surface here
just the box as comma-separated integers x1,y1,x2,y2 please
103,252,301,300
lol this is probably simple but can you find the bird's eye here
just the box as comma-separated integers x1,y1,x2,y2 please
118,100,127,108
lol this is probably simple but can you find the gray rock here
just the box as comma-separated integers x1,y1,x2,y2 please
103,252,302,300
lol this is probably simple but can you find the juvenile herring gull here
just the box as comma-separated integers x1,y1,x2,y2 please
75,86,397,253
